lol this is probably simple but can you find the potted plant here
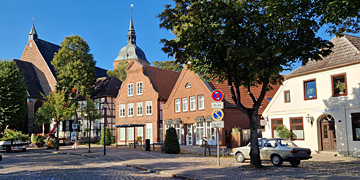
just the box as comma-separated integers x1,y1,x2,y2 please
32,135,45,148
335,81,346,94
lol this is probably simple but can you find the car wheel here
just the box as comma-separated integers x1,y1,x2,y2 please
290,160,300,167
235,152,245,163
271,155,283,166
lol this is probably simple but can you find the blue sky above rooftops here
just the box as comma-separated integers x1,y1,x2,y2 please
0,0,358,75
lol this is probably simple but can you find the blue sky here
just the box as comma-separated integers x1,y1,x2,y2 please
0,0,359,75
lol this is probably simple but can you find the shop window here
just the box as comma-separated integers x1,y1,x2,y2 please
120,128,125,140
271,118,283,138
332,73,347,97
351,113,360,141
304,79,317,100
284,90,290,103
128,127,134,140
290,117,304,140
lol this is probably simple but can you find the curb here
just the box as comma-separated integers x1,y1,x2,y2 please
125,164,198,180
53,151,99,158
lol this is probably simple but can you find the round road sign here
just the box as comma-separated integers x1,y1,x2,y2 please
212,90,224,101
212,109,224,121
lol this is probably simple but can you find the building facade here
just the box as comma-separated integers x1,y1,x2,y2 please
262,35,360,157
162,66,279,146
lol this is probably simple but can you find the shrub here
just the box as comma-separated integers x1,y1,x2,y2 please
1,129,30,142
164,127,180,154
275,125,296,140
100,128,112,146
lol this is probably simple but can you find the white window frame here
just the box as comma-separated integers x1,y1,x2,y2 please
128,83,134,96
175,99,180,112
182,97,188,112
119,104,125,117
128,103,134,117
190,96,196,111
146,101,152,115
137,127,143,139
137,102,143,116
198,95,204,110
128,127,134,140
120,128,126,140
136,81,143,95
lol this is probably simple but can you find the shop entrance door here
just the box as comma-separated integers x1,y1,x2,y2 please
320,115,336,151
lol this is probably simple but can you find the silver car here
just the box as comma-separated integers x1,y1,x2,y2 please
232,138,312,166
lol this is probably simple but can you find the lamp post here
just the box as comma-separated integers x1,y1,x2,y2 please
103,103,107,156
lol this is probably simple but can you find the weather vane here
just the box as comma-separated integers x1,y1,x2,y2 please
32,16,35,24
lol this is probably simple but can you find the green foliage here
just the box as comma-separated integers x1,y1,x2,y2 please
1,129,30,142
36,90,75,123
32,135,46,143
164,127,180,154
107,61,129,82
100,127,112,146
152,60,183,72
275,125,297,140
315,0,360,35
0,59,27,131
335,81,346,93
52,35,97,98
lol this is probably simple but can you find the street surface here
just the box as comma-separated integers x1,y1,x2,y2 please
0,148,175,180
0,145,359,180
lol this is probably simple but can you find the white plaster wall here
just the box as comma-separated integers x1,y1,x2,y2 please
263,63,360,154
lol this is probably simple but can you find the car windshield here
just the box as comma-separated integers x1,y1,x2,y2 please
277,139,298,147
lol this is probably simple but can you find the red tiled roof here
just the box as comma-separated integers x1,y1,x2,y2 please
208,80,280,114
143,66,180,100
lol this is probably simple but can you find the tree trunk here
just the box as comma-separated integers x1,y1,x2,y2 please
56,121,59,151
88,120,91,153
249,109,262,168
42,123,45,136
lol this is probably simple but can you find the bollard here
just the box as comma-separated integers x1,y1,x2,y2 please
145,139,150,151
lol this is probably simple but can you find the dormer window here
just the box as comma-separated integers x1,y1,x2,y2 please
185,83,191,88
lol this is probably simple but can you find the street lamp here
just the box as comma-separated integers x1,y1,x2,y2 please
103,103,107,155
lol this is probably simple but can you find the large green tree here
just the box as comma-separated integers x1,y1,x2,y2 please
107,61,129,82
36,90,75,150
316,0,360,35
159,0,335,168
0,60,27,132
52,35,97,98
80,96,101,153
153,60,183,72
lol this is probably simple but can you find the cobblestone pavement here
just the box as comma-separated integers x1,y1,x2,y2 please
1,145,359,180
0,149,176,180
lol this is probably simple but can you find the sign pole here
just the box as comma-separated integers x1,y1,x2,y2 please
217,128,220,166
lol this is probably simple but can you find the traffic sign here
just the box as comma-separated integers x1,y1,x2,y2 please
72,123,78,130
212,109,224,121
211,102,224,109
211,90,224,102
71,132,77,141
211,121,224,128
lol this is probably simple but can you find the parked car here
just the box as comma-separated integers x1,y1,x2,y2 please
231,138,312,166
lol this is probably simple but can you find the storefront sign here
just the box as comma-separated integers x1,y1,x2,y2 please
313,107,340,114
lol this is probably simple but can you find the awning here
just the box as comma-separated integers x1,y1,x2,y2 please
205,115,213,122
172,118,181,124
164,119,172,125
115,124,145,128
195,116,205,122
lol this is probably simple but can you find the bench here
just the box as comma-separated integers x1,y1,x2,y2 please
151,142,164,153
204,145,229,157
128,141,142,149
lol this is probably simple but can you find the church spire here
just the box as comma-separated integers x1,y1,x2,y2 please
127,4,136,45
29,17,38,41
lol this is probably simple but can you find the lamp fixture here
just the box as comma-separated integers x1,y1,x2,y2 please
306,114,314,126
